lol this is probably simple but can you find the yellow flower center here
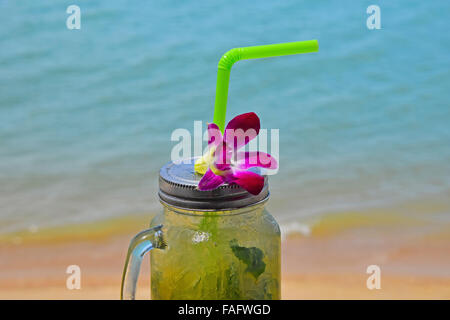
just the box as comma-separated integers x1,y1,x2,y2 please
194,146,230,176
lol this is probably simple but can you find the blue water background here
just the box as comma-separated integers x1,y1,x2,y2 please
0,0,449,233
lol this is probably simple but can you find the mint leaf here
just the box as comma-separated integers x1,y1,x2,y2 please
230,239,266,279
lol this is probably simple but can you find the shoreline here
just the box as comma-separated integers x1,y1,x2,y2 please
2,193,449,246
1,217,449,299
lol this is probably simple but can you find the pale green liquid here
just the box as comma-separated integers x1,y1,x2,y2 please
150,204,280,300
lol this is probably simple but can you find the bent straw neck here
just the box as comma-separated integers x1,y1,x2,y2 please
213,40,319,132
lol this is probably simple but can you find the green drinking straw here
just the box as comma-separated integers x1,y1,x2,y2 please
213,40,319,132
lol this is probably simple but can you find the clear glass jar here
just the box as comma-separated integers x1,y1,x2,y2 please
121,159,280,300
150,201,280,300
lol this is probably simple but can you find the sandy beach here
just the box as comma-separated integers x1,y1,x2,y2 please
1,216,449,300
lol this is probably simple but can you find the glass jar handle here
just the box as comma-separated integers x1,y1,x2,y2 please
120,225,166,300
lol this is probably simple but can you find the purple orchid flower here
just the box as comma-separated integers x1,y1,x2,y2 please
195,112,277,195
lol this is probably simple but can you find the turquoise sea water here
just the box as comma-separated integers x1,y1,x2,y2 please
1,1,449,234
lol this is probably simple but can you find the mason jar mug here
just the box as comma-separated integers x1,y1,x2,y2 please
121,159,281,300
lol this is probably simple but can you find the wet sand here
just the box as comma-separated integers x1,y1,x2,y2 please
1,221,449,299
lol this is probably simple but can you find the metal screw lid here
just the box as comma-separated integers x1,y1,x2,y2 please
158,158,269,210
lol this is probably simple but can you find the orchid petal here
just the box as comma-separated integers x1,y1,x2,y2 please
207,123,222,148
224,112,260,150
198,168,225,191
194,123,223,175
235,151,278,170
228,169,264,195
214,141,233,171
